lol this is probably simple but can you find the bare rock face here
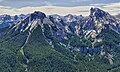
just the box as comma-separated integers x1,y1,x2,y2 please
0,8,120,72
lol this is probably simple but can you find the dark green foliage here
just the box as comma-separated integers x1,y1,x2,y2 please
0,24,120,72
0,49,24,72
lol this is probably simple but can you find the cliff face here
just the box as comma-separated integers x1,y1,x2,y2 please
0,8,120,72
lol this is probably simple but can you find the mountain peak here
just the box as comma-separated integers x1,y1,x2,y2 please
10,11,47,33
90,7,108,18
30,11,46,21
0,7,120,72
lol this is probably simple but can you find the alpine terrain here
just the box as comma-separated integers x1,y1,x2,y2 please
0,8,120,72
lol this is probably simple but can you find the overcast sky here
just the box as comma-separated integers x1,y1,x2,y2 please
0,0,120,8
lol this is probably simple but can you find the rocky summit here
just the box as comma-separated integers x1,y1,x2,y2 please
0,8,120,72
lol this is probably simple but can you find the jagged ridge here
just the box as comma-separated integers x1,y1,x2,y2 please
0,7,120,72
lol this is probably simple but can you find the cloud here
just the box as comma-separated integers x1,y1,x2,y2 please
72,0,92,2
90,3,107,6
0,2,119,16
44,1,53,6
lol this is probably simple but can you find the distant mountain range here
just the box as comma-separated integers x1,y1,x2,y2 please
0,8,120,72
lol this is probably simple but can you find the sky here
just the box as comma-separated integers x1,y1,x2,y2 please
0,0,119,16
0,0,120,8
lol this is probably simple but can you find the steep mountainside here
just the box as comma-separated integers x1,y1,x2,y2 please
0,8,120,72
